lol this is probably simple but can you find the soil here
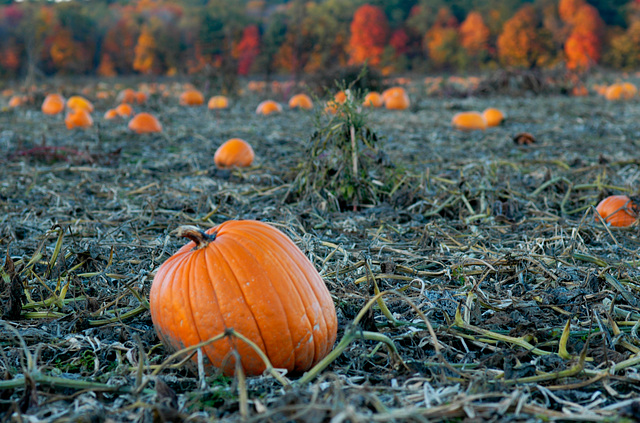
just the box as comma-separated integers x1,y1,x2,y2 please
1,78,640,422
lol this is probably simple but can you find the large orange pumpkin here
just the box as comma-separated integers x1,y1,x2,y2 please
179,89,205,106
595,195,638,227
65,109,93,129
214,138,254,168
42,94,66,115
208,95,229,110
150,221,338,376
452,112,487,130
288,94,313,110
256,100,282,115
482,108,504,127
128,112,162,134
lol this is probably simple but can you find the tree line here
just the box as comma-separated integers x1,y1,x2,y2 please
0,0,638,81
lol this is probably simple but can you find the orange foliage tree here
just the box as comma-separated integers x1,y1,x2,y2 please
133,24,157,74
562,3,603,70
348,4,389,67
459,12,490,62
497,5,553,68
424,8,458,69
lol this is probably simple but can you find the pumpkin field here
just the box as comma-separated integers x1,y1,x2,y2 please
2,73,640,422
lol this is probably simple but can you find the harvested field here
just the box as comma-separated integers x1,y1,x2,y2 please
1,80,640,422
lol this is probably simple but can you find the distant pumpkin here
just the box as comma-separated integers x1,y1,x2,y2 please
104,109,118,120
179,89,205,106
128,112,162,134
115,103,134,118
208,95,229,109
381,87,406,103
42,94,66,115
214,138,255,168
65,109,93,129
482,108,504,127
117,88,137,104
135,91,148,104
288,94,313,110
66,96,94,113
256,100,282,115
8,96,26,108
363,92,383,108
384,88,410,110
595,195,638,227
452,112,487,130
334,91,348,104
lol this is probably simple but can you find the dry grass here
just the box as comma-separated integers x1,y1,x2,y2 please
1,77,640,422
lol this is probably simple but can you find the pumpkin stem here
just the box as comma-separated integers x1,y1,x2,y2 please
176,225,217,249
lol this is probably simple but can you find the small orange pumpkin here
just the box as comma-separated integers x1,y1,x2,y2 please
65,109,93,129
117,88,137,104
179,89,205,106
116,103,134,118
8,96,26,108
595,195,638,227
214,138,255,168
334,91,348,104
42,94,66,115
384,88,410,110
135,91,148,104
363,92,383,108
128,112,162,134
66,96,94,113
482,108,504,127
256,100,282,115
452,112,487,131
381,87,406,103
208,95,229,109
288,94,313,110
104,109,118,120
149,221,338,376
622,82,637,99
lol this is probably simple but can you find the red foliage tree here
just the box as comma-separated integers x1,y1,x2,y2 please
389,28,409,56
235,25,260,75
348,4,389,67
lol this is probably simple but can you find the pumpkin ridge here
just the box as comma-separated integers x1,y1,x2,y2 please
201,233,267,373
154,251,198,352
184,252,208,352
199,242,238,369
242,225,335,361
213,234,284,368
235,226,317,369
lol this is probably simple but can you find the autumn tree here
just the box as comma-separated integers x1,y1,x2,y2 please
560,1,604,70
497,4,554,68
133,24,157,74
459,11,490,65
424,8,458,69
348,4,389,67
0,4,24,76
